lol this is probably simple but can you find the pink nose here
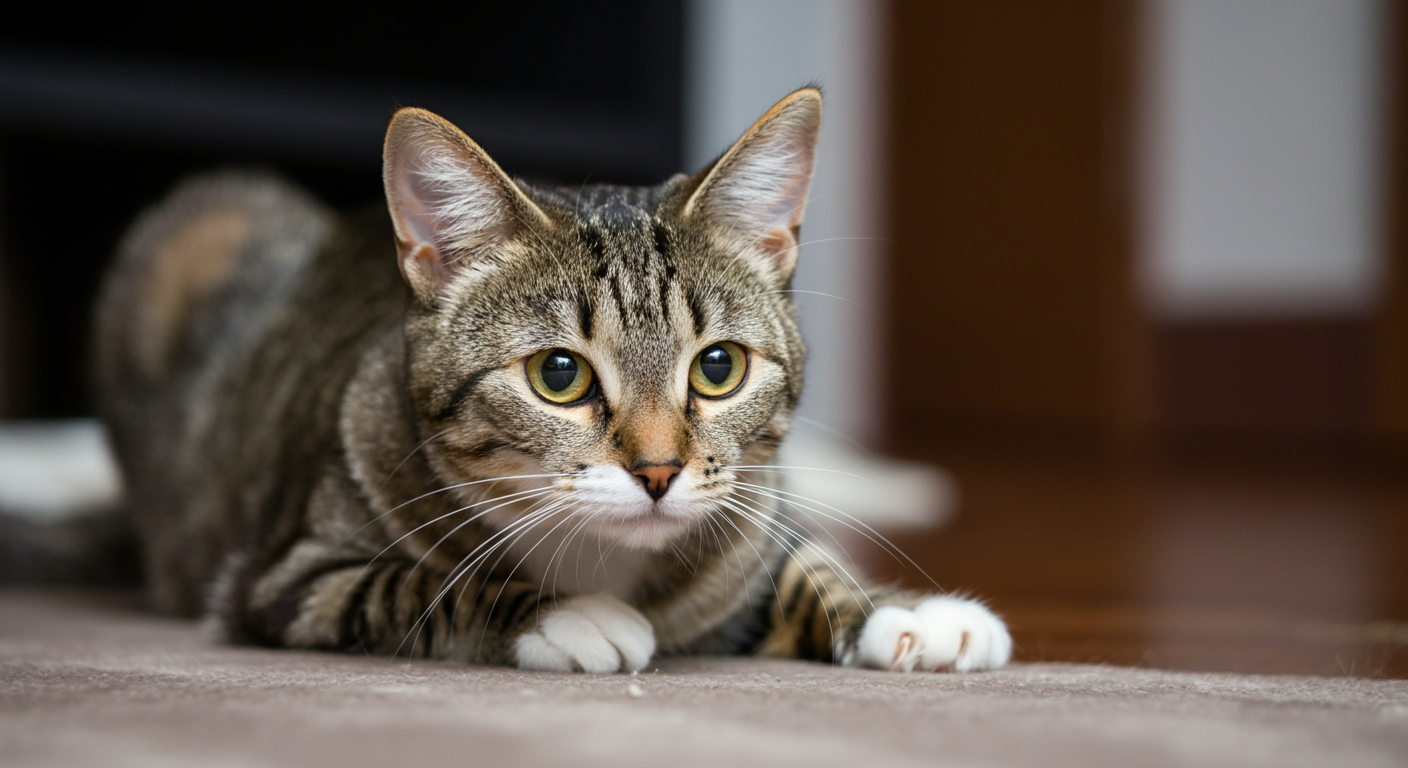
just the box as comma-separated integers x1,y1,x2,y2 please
632,462,682,501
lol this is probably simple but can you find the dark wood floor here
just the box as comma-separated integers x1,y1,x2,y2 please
849,441,1408,678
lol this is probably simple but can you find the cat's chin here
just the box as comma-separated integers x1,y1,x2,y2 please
589,512,696,551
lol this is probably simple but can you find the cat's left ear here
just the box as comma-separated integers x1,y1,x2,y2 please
683,88,822,281
383,107,550,302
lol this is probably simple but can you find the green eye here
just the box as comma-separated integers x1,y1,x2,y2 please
527,348,596,404
689,342,747,398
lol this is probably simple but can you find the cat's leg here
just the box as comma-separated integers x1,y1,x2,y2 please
225,549,654,672
756,542,1011,672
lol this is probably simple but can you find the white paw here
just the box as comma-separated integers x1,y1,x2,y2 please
514,593,655,673
848,596,1011,672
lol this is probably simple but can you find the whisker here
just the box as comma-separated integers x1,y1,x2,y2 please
733,482,893,554
342,472,572,545
400,496,566,646
345,489,561,641
438,500,560,596
699,512,733,591
732,481,941,591
380,428,452,488
553,517,591,597
719,496,871,613
590,530,627,585
763,289,860,307
454,501,568,608
715,498,849,640
709,501,799,605
457,503,571,637
360,486,555,586
725,464,879,483
396,488,558,596
455,497,577,629
401,503,563,657
394,505,555,653
790,416,870,452
732,489,865,581
481,504,588,637
546,512,599,601
706,506,767,606
384,472,570,516
793,235,892,249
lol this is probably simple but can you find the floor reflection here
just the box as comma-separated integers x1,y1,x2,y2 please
857,442,1408,677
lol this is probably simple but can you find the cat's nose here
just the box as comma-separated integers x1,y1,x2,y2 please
631,462,682,501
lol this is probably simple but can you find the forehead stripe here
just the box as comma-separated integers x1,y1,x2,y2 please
577,294,595,340
582,227,607,263
688,290,707,337
652,221,671,261
609,273,629,324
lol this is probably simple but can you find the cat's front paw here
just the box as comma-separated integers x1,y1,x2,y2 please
846,596,1011,672
514,593,655,673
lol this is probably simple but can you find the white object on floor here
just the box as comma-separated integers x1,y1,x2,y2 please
774,435,956,532
0,419,123,519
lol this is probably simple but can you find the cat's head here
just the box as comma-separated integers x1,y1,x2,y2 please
383,90,821,550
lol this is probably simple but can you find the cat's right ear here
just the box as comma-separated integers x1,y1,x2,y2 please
383,107,549,301
682,88,822,283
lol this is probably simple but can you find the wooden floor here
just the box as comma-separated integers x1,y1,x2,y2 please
848,441,1408,678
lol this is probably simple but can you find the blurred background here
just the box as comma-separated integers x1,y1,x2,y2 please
0,1,1404,676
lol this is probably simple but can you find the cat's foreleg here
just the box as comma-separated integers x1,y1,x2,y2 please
757,542,1012,672
233,554,653,671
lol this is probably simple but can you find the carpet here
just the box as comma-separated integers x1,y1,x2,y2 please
2,589,1406,768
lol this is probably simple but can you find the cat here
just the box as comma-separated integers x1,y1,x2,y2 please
93,88,1011,673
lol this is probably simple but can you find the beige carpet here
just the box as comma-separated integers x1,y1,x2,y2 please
3,589,1406,768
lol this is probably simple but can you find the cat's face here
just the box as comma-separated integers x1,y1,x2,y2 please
384,91,821,550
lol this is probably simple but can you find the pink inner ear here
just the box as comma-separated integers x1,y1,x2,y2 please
758,229,799,271
396,159,445,247
391,190,439,249
392,137,474,253
683,94,820,282
387,154,450,293
400,241,449,288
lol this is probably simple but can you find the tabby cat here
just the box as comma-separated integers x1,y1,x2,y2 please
94,89,1011,673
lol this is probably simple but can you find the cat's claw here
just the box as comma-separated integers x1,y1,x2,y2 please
515,593,655,673
849,597,1011,672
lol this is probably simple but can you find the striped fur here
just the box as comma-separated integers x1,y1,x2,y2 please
94,90,1009,673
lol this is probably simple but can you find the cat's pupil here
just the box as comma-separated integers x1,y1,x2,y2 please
540,351,578,392
699,346,733,385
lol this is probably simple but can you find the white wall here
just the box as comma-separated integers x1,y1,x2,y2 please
685,0,887,446
1142,0,1388,318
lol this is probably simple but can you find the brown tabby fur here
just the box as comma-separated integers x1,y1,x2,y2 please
95,89,924,667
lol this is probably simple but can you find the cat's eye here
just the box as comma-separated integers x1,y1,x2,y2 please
527,348,596,404
689,342,747,398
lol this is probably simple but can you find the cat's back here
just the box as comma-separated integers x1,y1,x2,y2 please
95,172,333,400
94,171,399,615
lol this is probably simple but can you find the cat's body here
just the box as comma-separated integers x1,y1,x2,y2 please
94,90,1011,672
